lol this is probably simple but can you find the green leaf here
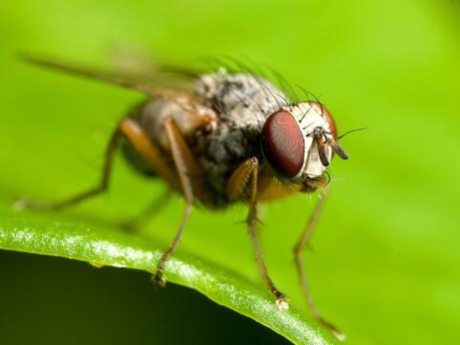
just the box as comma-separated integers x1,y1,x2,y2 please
2,0,460,344
0,213,338,345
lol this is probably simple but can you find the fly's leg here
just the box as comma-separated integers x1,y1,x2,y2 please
226,157,288,310
14,124,123,211
14,118,178,212
15,111,208,287
294,186,345,340
153,118,208,286
119,119,179,189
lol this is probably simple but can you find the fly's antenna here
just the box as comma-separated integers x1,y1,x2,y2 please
338,127,367,140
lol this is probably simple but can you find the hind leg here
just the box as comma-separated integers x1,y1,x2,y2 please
14,118,179,211
14,123,124,211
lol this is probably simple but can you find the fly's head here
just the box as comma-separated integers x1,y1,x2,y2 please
261,101,348,190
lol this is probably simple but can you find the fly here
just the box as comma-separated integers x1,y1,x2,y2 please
15,54,350,340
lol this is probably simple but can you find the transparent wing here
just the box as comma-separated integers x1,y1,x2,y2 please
21,53,200,97
109,48,201,82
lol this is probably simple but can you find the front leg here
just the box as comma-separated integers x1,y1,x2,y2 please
226,157,288,310
294,186,345,340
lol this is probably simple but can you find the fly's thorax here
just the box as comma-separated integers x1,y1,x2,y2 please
187,69,293,202
194,69,289,126
193,113,264,205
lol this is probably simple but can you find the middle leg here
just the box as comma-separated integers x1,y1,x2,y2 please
227,157,288,309
294,186,344,339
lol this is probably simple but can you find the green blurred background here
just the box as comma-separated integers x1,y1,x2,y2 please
1,0,460,344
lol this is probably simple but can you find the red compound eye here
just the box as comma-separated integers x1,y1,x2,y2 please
261,110,305,178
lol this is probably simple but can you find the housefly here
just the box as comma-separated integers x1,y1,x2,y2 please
15,54,349,340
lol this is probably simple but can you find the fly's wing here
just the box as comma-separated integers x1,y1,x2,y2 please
109,48,201,88
21,53,199,97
